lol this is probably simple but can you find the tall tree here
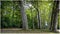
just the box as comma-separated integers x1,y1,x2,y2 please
19,0,28,30
36,1,41,29
50,0,59,32
30,1,41,29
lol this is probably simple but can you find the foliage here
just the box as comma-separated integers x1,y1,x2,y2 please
1,1,60,29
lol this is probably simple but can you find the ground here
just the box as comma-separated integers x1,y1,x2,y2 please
0,28,60,33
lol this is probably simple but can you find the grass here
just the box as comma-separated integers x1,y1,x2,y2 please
1,28,56,33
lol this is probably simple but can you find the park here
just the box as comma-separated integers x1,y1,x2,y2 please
0,0,60,33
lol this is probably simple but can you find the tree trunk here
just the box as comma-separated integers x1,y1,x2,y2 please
36,8,41,29
0,1,1,28
19,0,28,30
31,1,41,29
37,1,41,29
50,1,59,32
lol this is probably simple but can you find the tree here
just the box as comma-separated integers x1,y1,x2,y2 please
31,1,41,29
36,1,41,29
50,1,59,32
19,0,28,30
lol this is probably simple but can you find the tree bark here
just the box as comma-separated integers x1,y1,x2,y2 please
36,8,41,29
19,0,28,30
37,1,41,29
50,1,59,32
